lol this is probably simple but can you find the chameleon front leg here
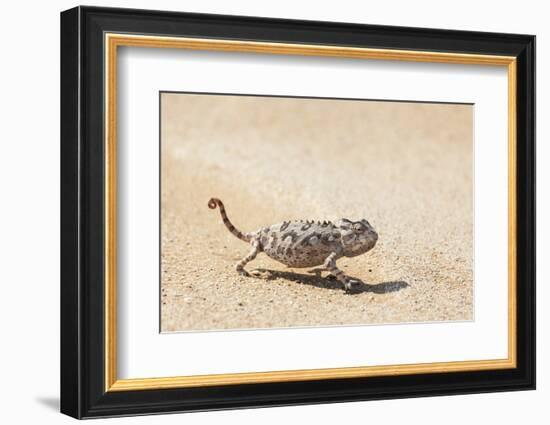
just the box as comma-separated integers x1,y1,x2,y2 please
235,240,260,276
323,252,357,291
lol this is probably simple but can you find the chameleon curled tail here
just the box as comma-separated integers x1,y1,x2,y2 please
208,198,251,242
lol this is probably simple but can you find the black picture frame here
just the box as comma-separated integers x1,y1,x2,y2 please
61,5,535,419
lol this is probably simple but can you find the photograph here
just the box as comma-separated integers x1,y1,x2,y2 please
160,92,474,332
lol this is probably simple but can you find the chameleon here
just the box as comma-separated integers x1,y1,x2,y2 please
208,198,378,292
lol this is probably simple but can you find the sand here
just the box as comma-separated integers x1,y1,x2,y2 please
160,93,473,332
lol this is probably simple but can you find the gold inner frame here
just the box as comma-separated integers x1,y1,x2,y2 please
104,33,517,392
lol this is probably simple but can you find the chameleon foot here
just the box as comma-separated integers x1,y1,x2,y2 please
343,279,362,293
235,265,250,277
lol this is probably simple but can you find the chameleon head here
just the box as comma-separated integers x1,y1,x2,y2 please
336,218,378,257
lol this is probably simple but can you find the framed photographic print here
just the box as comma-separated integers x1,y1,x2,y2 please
60,6,535,419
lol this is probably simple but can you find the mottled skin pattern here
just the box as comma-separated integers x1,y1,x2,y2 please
208,198,378,291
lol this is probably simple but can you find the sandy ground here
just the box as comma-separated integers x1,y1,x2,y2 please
160,93,473,332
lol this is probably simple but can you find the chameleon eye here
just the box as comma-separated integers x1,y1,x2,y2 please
353,223,364,232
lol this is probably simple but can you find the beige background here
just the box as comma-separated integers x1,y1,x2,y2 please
160,93,473,332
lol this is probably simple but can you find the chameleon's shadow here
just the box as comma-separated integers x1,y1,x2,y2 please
252,268,409,295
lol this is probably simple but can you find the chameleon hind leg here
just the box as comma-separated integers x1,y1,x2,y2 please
323,252,358,292
235,240,261,276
